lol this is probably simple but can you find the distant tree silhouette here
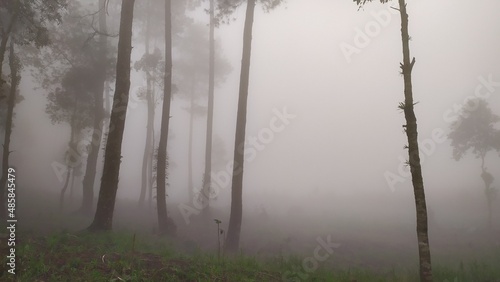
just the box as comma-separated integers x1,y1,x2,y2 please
216,0,285,253
202,0,216,210
0,0,67,222
449,98,500,230
79,0,109,216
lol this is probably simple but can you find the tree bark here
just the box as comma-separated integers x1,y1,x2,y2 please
139,82,154,207
60,94,78,212
69,168,76,201
487,195,492,230
480,160,494,230
0,42,20,221
225,0,256,253
148,86,156,210
397,1,433,281
59,167,72,212
0,7,19,98
156,0,174,236
188,91,194,202
104,82,111,117
201,0,216,209
139,0,153,207
79,0,107,215
87,0,135,232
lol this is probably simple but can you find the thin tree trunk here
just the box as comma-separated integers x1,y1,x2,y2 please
0,8,19,96
225,0,256,253
201,0,216,208
480,155,493,230
148,83,156,210
140,84,154,206
79,115,101,214
188,91,195,201
487,197,492,230
139,0,153,207
148,85,156,210
59,167,72,212
88,0,135,232
156,0,173,236
104,81,111,118
397,1,432,281
79,0,107,215
69,168,76,201
0,42,20,221
60,96,78,212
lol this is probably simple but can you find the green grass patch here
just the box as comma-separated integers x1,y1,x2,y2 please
1,231,499,281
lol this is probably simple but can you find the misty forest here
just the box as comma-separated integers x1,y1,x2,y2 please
1,0,500,281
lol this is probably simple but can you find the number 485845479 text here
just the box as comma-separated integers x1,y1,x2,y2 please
7,168,16,219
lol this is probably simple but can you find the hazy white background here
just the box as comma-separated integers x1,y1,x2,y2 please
11,0,500,227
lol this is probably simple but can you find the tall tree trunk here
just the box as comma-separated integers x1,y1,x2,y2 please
225,0,256,253
60,97,78,212
69,167,76,201
0,8,19,97
148,84,156,210
79,0,107,215
201,0,216,209
104,81,111,118
397,1,432,281
188,91,195,201
0,42,20,221
88,0,135,232
59,167,72,212
139,0,153,207
487,196,492,230
139,83,154,206
156,0,173,236
480,155,494,230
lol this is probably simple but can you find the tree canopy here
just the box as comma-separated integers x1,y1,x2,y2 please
448,99,500,162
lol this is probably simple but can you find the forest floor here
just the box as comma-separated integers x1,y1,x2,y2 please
0,187,499,281
0,231,499,282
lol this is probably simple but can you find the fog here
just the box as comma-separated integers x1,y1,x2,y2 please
5,0,500,272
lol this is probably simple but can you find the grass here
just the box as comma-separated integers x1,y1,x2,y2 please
1,231,499,281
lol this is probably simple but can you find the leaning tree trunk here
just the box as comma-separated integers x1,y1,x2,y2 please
0,42,20,222
201,0,216,209
79,0,107,215
397,1,433,281
156,0,174,236
88,0,135,232
225,0,256,253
